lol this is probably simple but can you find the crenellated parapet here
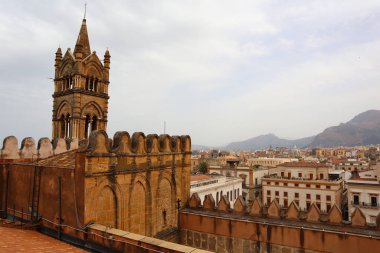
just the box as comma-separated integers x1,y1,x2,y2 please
0,136,78,160
86,130,191,154
188,192,380,230
84,130,191,174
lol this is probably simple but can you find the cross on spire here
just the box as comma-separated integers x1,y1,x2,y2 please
84,2,87,19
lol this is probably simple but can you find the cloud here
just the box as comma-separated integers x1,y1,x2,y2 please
0,0,380,147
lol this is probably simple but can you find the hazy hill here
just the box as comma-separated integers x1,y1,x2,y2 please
193,110,380,150
224,134,314,150
309,110,380,147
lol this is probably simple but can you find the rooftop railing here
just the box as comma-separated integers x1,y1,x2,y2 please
262,174,343,183
351,201,380,209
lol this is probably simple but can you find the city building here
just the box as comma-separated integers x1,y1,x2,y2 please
247,157,297,168
331,158,369,172
190,174,242,205
347,164,380,224
262,162,344,212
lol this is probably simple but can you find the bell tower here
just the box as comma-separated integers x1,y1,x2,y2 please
52,18,111,141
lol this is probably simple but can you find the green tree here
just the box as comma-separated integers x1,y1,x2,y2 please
198,161,208,174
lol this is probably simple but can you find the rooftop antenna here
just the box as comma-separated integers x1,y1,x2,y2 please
164,121,166,134
84,2,87,19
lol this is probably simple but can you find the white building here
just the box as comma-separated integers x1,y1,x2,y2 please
347,164,380,224
190,174,243,205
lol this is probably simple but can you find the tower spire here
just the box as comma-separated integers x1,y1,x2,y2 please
73,17,91,58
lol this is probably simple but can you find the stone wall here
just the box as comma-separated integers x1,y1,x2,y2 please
0,136,77,160
180,193,380,253
83,130,192,238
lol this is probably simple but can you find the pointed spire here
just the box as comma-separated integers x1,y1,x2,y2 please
74,19,91,58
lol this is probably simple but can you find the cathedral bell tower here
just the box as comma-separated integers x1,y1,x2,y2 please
52,18,110,141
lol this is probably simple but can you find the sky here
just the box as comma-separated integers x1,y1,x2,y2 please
0,0,380,147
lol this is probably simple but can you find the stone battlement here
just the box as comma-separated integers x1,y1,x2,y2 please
86,130,191,155
0,136,78,160
81,130,191,177
188,192,380,231
0,131,191,161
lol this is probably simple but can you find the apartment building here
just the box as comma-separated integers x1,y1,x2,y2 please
262,162,344,212
347,164,380,224
247,157,297,168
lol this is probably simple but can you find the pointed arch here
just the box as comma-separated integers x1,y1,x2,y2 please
59,53,75,77
81,101,103,119
87,179,124,229
84,55,104,78
129,181,147,235
56,100,72,117
95,186,118,228
155,176,176,232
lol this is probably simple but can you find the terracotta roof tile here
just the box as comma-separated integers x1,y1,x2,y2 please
0,226,86,252
36,150,78,168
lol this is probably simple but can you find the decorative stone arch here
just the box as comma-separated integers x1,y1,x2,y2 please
84,62,103,92
89,178,124,229
128,174,151,235
155,176,176,232
85,63,103,79
81,101,103,138
81,101,103,118
58,56,75,77
56,100,72,117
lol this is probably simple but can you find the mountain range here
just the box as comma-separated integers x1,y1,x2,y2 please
194,110,380,150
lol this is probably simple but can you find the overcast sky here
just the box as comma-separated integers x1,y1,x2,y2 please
1,0,380,147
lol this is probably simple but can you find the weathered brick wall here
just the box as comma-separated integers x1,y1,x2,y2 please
181,193,380,253
83,130,191,238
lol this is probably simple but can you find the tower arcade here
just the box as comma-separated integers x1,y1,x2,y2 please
52,18,110,140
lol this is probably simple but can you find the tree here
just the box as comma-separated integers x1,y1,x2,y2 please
198,161,208,174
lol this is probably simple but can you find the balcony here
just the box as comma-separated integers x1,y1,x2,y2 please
351,201,380,209
262,174,342,183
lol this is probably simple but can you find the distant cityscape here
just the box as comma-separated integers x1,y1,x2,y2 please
191,145,380,225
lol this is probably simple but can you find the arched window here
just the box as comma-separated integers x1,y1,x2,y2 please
89,78,94,91
66,76,70,90
216,192,219,203
65,114,71,138
91,116,98,131
60,115,65,138
85,78,89,90
94,79,98,92
84,115,91,138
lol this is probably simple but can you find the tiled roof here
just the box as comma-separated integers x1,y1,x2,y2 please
0,226,86,252
279,161,329,168
331,159,347,164
36,150,78,168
